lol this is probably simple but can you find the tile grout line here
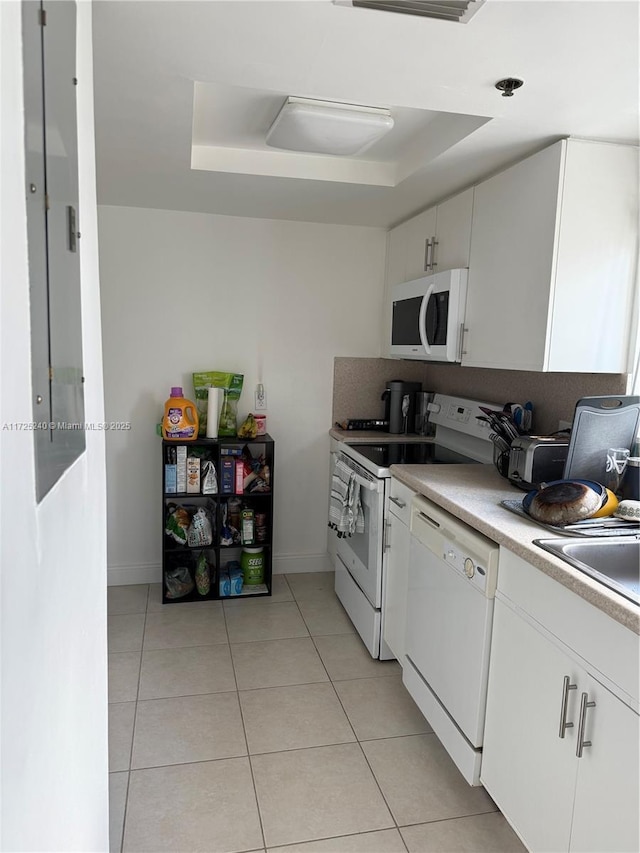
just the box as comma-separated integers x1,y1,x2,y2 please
110,583,151,853
224,581,268,852
289,577,410,853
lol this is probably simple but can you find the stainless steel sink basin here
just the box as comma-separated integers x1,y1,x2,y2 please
534,537,640,607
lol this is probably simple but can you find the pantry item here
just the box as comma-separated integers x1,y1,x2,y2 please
206,387,221,439
241,546,264,585
255,414,266,436
192,371,244,437
162,388,199,441
165,505,190,545
186,456,201,493
228,561,243,595
165,566,194,599
525,479,606,525
195,553,210,596
201,460,217,495
241,509,255,545
238,413,258,439
186,507,213,547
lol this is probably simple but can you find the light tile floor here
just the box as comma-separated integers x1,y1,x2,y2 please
108,573,526,853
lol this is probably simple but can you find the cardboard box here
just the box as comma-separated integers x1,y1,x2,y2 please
221,458,234,494
235,459,244,495
186,456,201,493
176,446,187,493
165,464,177,493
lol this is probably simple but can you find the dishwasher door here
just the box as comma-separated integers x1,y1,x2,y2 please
405,496,499,748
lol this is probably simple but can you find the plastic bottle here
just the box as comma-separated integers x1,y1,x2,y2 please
241,547,264,586
162,387,199,441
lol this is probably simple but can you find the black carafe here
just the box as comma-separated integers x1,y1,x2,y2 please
381,380,422,434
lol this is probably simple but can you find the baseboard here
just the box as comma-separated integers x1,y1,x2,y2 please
272,552,333,575
107,553,332,585
107,563,161,586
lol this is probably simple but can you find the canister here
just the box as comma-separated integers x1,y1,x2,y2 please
240,546,264,585
255,414,267,436
620,457,640,501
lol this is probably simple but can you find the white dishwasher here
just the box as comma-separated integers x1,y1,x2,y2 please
403,494,499,786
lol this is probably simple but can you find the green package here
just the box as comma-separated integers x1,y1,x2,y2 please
192,371,244,437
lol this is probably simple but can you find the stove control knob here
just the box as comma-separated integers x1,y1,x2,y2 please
464,557,475,579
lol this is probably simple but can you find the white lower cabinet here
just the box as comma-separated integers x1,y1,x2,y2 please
482,552,640,853
381,478,414,663
569,673,640,853
482,598,578,852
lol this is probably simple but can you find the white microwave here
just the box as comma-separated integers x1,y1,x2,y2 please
389,268,468,362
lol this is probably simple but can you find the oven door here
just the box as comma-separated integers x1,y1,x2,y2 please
335,455,385,608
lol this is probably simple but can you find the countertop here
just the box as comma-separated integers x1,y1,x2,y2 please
390,462,640,635
330,427,639,634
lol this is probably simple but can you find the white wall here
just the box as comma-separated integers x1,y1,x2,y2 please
97,206,386,582
0,2,109,850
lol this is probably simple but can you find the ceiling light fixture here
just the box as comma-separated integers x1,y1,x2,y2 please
333,0,485,24
265,97,394,156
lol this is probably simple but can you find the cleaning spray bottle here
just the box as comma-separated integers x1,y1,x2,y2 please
162,387,199,441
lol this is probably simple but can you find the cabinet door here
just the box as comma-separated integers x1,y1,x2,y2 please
570,676,640,853
381,508,409,662
404,207,437,281
433,188,474,271
547,141,639,373
381,223,410,356
482,598,578,852
462,143,564,371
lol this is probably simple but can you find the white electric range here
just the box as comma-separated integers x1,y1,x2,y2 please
333,393,496,660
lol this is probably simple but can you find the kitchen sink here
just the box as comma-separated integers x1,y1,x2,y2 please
534,537,640,607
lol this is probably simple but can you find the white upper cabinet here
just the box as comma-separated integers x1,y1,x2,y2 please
403,207,437,281
381,188,474,357
431,188,474,273
462,139,638,372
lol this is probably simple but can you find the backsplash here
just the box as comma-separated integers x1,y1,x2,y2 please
332,357,627,435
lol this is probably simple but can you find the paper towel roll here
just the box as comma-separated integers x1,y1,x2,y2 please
206,387,221,438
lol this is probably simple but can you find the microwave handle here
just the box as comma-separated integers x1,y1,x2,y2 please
418,284,435,355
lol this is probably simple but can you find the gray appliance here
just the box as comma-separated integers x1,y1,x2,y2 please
381,380,422,434
415,391,437,436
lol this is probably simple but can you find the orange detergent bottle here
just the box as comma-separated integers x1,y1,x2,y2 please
162,387,199,441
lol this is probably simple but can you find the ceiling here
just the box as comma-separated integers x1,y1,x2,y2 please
92,0,639,228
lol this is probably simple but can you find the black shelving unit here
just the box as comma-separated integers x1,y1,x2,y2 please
161,435,274,603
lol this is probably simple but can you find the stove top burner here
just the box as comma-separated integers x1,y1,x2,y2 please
348,442,478,469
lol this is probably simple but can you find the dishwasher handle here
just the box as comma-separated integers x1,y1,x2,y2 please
411,507,444,554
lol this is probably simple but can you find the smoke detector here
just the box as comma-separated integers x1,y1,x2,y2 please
334,0,485,24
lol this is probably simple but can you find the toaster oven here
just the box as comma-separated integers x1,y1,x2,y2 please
508,436,569,490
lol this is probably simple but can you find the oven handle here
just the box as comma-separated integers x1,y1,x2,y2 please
354,473,383,493
336,453,384,494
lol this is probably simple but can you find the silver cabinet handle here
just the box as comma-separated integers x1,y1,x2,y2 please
558,675,577,738
424,238,432,272
431,237,438,269
389,496,406,509
383,519,392,552
457,323,466,362
576,692,596,757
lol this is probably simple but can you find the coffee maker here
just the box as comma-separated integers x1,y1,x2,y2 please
381,380,422,434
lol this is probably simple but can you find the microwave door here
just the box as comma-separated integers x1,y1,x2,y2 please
418,283,436,355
